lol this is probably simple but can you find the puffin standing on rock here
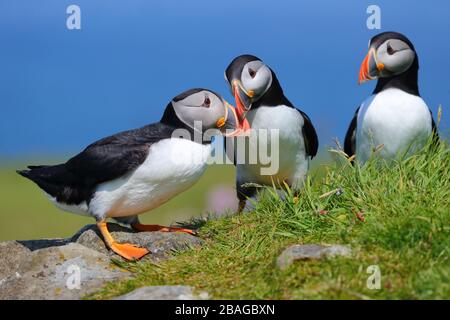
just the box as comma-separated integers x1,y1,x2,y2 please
17,89,244,260
224,55,318,211
345,32,439,163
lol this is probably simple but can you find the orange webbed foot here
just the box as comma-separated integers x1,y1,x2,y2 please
96,220,150,260
110,242,150,261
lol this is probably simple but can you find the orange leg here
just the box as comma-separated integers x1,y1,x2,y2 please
97,220,149,260
131,223,197,236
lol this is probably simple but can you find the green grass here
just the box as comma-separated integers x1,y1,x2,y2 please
89,139,450,300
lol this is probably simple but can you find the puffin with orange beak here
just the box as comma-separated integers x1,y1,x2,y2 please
224,54,318,211
17,89,243,260
345,32,439,163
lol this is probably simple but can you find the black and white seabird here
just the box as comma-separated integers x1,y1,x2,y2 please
17,89,243,260
224,54,319,211
345,32,439,163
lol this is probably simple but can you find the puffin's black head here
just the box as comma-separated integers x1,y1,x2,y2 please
224,54,279,132
161,88,243,137
359,32,418,88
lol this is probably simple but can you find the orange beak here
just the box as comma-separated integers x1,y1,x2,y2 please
233,82,251,133
219,100,250,137
358,48,385,84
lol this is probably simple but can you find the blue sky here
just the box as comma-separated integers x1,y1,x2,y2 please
0,0,449,160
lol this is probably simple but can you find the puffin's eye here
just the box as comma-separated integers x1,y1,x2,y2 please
203,97,211,107
387,42,396,55
248,68,256,78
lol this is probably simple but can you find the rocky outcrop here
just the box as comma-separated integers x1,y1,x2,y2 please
72,223,202,261
0,242,129,300
0,223,202,300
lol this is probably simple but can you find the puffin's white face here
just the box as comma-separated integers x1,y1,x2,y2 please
239,60,273,101
374,39,415,76
171,90,241,136
359,37,416,83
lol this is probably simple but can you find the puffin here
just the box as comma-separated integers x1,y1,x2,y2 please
17,88,243,260
224,54,319,211
345,32,439,163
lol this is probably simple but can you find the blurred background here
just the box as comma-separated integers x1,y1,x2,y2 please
0,0,449,240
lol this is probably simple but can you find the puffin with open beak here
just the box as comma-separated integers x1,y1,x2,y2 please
345,32,439,163
17,89,243,260
224,54,318,212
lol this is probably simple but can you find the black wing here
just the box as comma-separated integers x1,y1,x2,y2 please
66,122,177,184
65,141,150,185
18,123,173,204
297,109,319,158
344,107,360,158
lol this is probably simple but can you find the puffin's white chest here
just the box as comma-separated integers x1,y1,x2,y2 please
356,88,432,163
88,138,211,219
237,105,308,187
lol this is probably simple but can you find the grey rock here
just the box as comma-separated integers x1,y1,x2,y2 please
0,241,31,280
114,285,209,300
277,244,352,270
0,223,203,300
0,243,130,300
17,238,71,251
72,223,203,262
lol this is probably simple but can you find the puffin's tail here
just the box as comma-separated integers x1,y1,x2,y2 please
16,164,69,196
17,165,50,179
16,169,30,178
16,164,90,205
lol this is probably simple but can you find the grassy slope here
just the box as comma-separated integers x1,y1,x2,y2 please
90,141,448,299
